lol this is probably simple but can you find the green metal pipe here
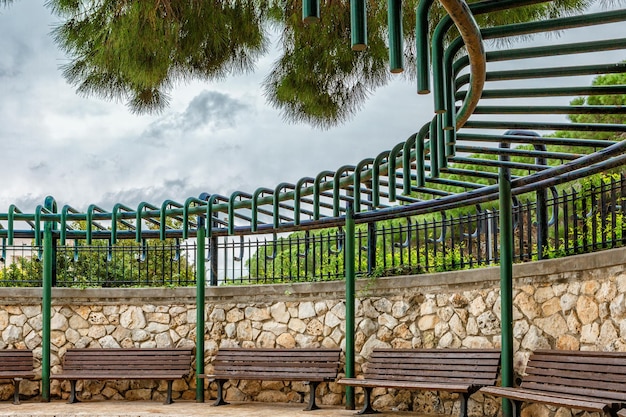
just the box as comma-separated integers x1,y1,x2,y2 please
302,0,320,23
437,114,446,169
354,159,374,213
455,145,581,161
456,133,616,148
7,205,16,245
111,203,133,244
387,142,405,202
344,202,356,410
315,171,334,220
183,197,205,240
485,38,626,63
372,151,390,208
350,0,367,51
463,120,626,133
429,116,439,177
443,35,464,130
334,166,356,217
251,188,273,232
402,134,417,195
415,127,425,188
431,16,453,114
416,0,434,94
60,205,78,245
41,196,56,402
160,200,183,241
135,202,157,243
228,192,252,235
483,9,626,40
195,216,206,402
207,194,228,237
457,63,626,86
459,85,626,100
274,183,295,229
472,105,626,115
294,177,314,226
498,167,514,417
387,0,403,73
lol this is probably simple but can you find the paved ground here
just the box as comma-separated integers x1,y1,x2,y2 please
0,400,434,417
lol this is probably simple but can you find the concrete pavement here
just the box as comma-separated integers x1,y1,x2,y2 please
0,400,434,416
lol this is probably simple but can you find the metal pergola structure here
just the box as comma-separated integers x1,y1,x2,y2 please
1,1,626,413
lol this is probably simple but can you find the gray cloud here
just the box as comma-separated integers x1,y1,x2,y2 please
137,90,252,148
183,90,251,130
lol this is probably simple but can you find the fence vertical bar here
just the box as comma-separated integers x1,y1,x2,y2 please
345,202,355,410
499,167,514,417
196,214,206,402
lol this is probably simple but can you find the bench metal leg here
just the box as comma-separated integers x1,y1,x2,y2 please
512,400,520,417
458,392,470,417
164,380,174,405
356,387,379,415
212,379,229,406
67,380,80,404
304,381,320,411
12,378,21,405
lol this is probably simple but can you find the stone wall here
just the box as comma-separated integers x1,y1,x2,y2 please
0,246,625,417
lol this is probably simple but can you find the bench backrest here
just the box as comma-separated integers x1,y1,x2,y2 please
62,348,192,374
521,350,626,403
364,348,501,387
213,348,342,381
0,350,34,374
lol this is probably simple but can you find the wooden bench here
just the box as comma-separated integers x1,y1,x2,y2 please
480,350,626,417
337,348,501,416
0,350,35,404
200,347,342,410
50,348,192,404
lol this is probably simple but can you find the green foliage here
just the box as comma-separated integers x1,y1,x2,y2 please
0,236,195,288
32,0,606,126
0,255,42,287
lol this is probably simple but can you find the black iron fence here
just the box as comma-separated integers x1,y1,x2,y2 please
1,175,623,287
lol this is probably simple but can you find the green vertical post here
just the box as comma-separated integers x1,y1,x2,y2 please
196,217,206,402
344,202,356,410
499,167,514,417
42,220,52,401
41,197,56,402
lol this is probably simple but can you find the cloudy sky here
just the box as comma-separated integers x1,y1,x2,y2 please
0,2,434,213
0,2,623,214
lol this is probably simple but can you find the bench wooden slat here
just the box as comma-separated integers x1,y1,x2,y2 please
479,350,626,417
338,378,472,392
480,386,613,412
202,348,342,410
338,349,501,417
0,350,35,404
51,348,192,405
214,366,339,375
521,381,626,402
526,365,626,383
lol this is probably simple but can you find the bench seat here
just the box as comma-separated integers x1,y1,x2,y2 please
479,350,626,417
337,348,501,416
0,350,35,404
50,348,192,404
200,347,342,411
